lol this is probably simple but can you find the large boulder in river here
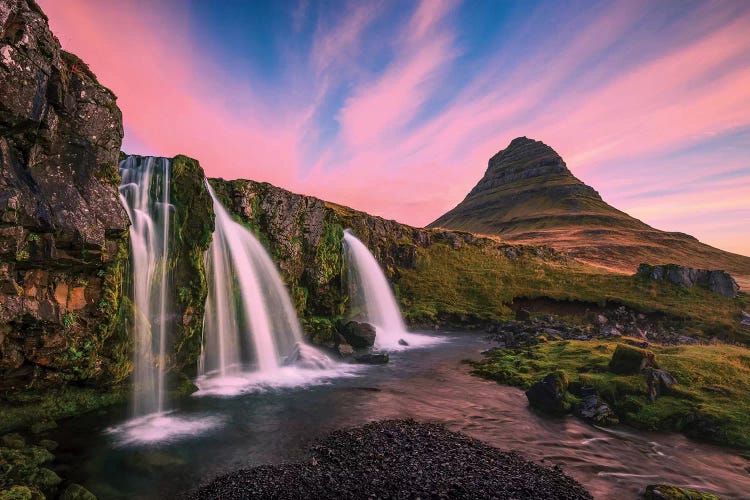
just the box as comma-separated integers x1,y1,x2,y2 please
341,321,376,348
644,484,719,500
636,264,739,298
608,344,656,374
0,0,130,389
525,372,571,415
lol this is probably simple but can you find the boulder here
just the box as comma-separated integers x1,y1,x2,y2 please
60,483,97,500
644,484,719,499
341,321,376,348
575,395,618,425
636,264,739,298
643,368,677,402
525,372,570,414
608,344,656,375
1,433,25,449
352,353,389,364
741,311,750,327
397,339,409,346
337,343,354,357
515,308,531,321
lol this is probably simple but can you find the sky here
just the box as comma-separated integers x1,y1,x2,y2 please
39,0,750,256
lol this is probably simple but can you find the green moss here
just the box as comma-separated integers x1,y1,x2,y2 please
169,155,214,374
0,486,33,500
61,312,77,329
0,386,127,434
609,344,657,374
472,340,750,448
644,484,720,500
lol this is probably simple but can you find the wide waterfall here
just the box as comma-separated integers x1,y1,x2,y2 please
196,181,343,396
342,230,438,350
118,156,173,417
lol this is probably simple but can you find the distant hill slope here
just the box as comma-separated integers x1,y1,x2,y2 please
429,137,750,289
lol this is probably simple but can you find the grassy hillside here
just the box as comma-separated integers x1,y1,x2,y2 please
429,137,750,288
396,242,749,343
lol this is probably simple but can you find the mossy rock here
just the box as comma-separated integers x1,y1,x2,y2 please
1,434,25,450
29,420,56,435
60,483,97,500
525,371,573,415
644,484,720,499
609,344,656,374
0,486,34,500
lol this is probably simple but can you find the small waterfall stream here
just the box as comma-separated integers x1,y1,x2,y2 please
343,230,439,350
118,156,173,417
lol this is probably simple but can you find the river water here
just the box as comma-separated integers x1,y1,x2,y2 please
49,332,750,499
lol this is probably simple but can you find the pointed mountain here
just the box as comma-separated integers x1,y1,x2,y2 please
429,137,750,288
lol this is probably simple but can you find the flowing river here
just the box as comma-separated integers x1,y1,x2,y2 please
49,332,750,499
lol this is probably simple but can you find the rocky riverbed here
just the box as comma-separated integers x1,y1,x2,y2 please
186,419,592,500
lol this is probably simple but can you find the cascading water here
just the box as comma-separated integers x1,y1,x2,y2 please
343,230,439,350
112,157,221,445
196,181,343,396
118,156,173,417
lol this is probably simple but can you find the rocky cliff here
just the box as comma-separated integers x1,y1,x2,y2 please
430,137,750,288
0,0,131,391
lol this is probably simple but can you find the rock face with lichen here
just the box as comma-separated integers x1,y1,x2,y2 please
0,0,130,390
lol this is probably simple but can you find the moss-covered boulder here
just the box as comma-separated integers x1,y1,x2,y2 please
60,483,97,500
608,344,656,374
525,371,573,415
0,486,36,500
644,484,719,499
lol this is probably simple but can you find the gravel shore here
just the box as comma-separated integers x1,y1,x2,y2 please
187,419,591,499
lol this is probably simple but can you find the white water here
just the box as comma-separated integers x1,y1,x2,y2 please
342,230,439,350
197,181,348,396
118,156,173,417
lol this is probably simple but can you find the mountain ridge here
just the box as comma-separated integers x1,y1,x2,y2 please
429,137,750,288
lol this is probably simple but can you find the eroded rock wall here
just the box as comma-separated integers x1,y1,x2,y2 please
0,0,130,390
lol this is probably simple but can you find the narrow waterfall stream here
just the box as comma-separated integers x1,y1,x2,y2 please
118,156,173,417
342,230,438,349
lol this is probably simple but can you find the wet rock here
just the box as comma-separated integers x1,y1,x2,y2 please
336,343,353,357
38,439,57,451
398,338,409,346
644,484,719,499
608,345,656,375
525,372,571,415
59,483,97,500
637,264,739,298
340,321,376,348
741,311,750,327
643,368,677,402
352,353,389,364
575,395,618,425
1,433,25,449
187,419,591,500
29,420,56,435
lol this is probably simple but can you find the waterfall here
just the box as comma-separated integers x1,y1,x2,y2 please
197,181,339,396
118,156,173,417
343,230,438,350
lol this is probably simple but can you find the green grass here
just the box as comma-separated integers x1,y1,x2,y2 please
397,243,749,342
472,339,750,448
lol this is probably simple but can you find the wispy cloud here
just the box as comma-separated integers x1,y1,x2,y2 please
38,0,750,255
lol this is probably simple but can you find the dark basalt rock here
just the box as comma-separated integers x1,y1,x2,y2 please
352,353,389,364
643,368,677,402
525,372,571,415
340,321,376,348
575,395,618,425
187,419,592,499
637,263,739,299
